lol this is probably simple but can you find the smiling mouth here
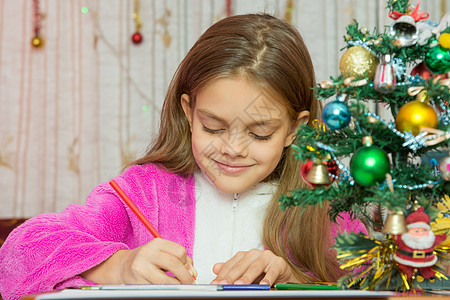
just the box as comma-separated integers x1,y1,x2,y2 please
214,160,252,174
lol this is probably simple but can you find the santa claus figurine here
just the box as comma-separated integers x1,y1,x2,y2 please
393,206,446,279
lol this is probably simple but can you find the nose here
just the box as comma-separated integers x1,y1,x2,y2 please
219,128,250,158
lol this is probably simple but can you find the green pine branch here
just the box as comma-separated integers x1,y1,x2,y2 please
386,0,410,14
343,20,435,63
285,101,448,219
315,77,450,117
281,0,449,228
284,0,450,291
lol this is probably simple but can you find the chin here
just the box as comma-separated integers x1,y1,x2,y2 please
212,179,248,194
205,174,252,194
199,162,267,194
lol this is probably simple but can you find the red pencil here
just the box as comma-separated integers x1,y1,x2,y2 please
110,179,162,238
109,179,197,282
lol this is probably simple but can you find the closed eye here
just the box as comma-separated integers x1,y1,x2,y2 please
202,125,224,134
202,125,273,141
250,132,272,141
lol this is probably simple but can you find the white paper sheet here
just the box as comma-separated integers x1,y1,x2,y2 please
30,289,395,299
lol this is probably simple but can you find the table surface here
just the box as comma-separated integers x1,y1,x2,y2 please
20,288,450,300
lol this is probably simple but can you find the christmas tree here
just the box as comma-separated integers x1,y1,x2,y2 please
279,0,450,291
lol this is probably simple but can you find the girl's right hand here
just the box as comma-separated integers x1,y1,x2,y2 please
82,238,197,284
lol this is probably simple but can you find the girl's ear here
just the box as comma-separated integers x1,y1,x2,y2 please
284,110,310,147
180,94,193,130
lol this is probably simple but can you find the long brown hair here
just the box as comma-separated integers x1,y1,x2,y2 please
133,14,343,282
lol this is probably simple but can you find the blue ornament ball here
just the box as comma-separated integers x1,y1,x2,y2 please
322,100,351,130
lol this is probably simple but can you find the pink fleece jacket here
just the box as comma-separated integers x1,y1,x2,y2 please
0,164,365,300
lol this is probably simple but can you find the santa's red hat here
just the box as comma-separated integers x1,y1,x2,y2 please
406,206,431,229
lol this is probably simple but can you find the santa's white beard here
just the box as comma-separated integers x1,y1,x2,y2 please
401,231,435,250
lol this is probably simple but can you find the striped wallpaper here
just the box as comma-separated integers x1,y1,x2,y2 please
0,0,447,217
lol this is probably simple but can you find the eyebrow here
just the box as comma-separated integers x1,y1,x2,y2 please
197,109,282,128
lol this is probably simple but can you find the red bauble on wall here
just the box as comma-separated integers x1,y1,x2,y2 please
131,32,143,44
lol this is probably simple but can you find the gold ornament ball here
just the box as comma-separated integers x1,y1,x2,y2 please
339,46,379,80
439,33,450,49
395,100,438,136
31,36,45,48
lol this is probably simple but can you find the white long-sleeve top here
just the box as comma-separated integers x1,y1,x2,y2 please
192,170,278,283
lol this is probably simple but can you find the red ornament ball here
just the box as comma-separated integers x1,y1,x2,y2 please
411,62,448,80
131,32,143,44
324,160,339,176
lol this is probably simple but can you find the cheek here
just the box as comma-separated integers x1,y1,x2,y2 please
250,139,285,162
191,128,218,158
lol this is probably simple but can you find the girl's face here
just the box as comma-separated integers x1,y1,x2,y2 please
181,78,309,194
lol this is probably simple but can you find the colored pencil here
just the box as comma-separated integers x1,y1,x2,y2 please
110,180,162,238
275,283,340,290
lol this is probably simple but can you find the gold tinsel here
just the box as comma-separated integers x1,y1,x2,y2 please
284,0,293,23
432,194,450,247
337,234,448,291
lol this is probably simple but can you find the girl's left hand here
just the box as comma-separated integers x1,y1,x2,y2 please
210,249,297,286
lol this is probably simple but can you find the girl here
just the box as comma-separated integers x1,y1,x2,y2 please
0,13,366,300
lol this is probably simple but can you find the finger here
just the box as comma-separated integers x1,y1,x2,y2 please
153,238,190,266
233,258,267,284
138,265,182,284
126,249,181,284
234,250,286,285
212,252,247,283
210,263,224,284
259,257,289,286
258,267,278,286
184,262,198,282
152,251,196,284
185,256,198,279
212,262,224,275
215,251,261,284
149,238,196,283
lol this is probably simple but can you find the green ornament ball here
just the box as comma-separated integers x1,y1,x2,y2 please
350,145,390,186
424,45,450,74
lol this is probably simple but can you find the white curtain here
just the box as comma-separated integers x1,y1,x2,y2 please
0,0,447,217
